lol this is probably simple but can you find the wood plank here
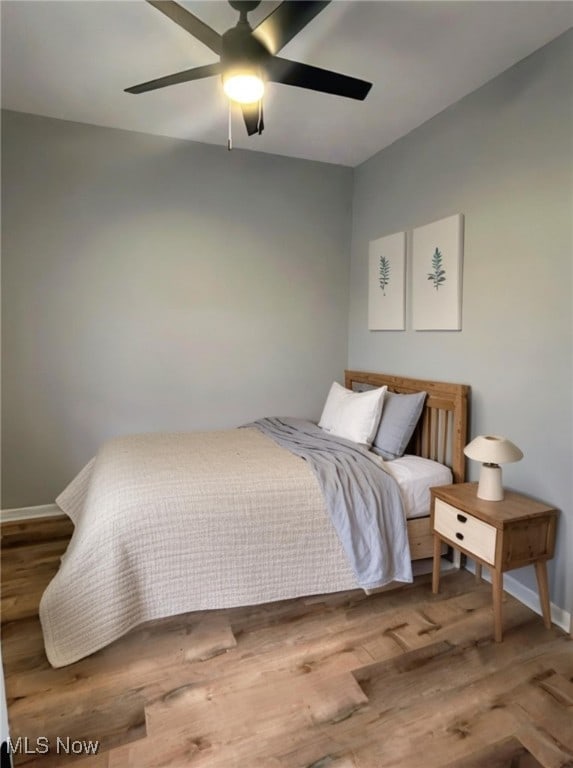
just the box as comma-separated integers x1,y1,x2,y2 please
1,515,73,547
441,736,543,767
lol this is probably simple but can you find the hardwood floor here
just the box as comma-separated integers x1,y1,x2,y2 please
1,517,572,768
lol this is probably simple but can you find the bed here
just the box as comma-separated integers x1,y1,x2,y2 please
40,371,469,667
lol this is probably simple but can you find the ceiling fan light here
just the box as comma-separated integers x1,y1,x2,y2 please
223,73,264,104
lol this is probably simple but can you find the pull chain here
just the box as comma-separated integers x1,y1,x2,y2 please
228,101,232,151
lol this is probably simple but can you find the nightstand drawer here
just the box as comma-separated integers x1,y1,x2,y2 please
434,499,497,565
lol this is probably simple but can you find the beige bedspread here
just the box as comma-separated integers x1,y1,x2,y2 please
40,428,357,667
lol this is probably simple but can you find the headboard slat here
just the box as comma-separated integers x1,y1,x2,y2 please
345,370,469,484
440,411,449,465
422,408,430,457
432,408,439,459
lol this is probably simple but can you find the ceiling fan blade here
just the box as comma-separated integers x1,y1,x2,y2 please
253,1,330,55
267,57,372,100
146,0,222,55
125,62,221,94
241,102,264,136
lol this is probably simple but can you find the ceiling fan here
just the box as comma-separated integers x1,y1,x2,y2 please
125,0,372,138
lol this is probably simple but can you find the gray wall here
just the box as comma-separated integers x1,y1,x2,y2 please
349,30,573,613
1,111,353,508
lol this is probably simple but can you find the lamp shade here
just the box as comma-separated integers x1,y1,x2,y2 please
464,435,523,501
464,435,523,465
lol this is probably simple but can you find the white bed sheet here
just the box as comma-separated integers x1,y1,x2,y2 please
379,455,452,519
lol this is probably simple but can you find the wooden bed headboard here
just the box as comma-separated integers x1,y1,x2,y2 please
345,370,470,484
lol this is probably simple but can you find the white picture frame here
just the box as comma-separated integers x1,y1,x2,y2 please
368,231,406,331
412,213,464,331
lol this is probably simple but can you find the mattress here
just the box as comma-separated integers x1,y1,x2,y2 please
378,454,452,519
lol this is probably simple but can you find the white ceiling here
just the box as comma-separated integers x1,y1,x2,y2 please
2,1,572,166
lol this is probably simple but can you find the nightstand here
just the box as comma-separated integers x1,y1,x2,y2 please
431,483,558,642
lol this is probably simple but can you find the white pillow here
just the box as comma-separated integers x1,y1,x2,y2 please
318,382,387,446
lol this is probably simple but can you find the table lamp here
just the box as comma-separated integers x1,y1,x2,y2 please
463,435,523,501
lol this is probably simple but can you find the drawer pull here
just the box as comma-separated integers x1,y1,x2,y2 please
457,513,467,523
455,532,464,541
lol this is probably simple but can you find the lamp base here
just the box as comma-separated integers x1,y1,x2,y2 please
477,464,503,501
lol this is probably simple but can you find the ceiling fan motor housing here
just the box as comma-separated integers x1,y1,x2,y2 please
221,23,270,83
228,0,261,13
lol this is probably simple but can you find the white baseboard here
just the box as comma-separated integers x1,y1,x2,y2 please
464,561,571,634
1,504,61,523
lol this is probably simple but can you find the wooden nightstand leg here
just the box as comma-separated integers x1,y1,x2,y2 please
534,560,552,629
432,534,442,594
475,562,482,582
492,569,503,642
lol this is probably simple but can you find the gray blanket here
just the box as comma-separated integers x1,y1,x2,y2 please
247,418,413,590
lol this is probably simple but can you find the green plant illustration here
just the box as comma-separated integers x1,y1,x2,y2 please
378,255,391,295
427,247,446,290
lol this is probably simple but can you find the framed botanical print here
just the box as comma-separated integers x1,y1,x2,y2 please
412,214,464,330
368,231,406,331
